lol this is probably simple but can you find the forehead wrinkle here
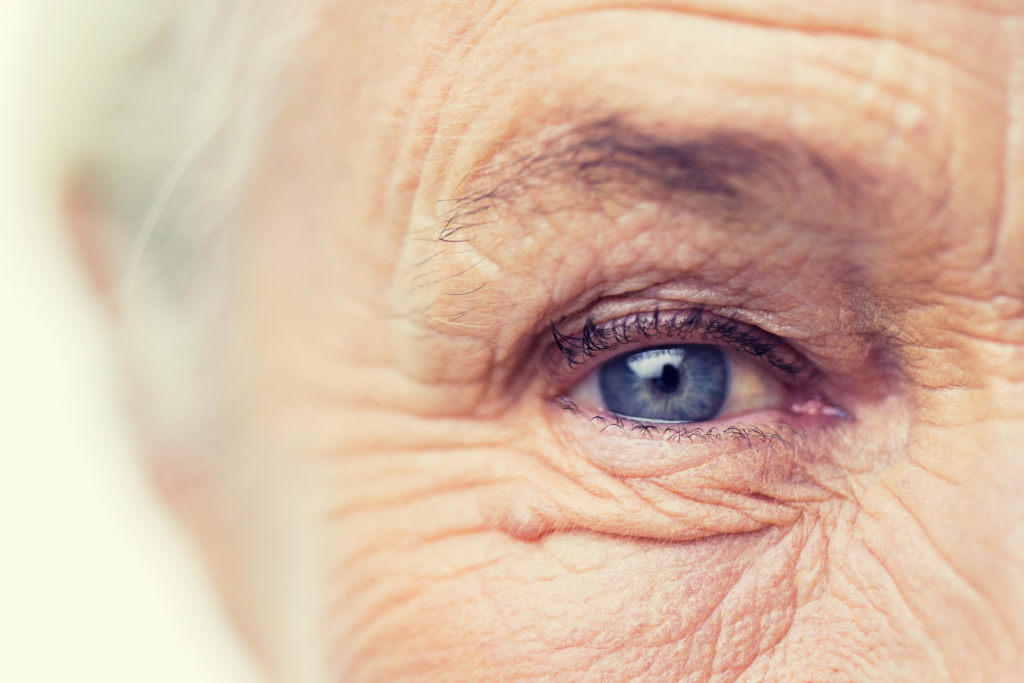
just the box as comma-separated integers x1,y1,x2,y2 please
518,0,1015,83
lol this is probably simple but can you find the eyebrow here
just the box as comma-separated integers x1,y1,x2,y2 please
438,116,865,242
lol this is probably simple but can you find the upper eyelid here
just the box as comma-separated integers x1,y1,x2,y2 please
547,308,816,382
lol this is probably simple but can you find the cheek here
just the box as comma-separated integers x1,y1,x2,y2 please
312,438,948,683
323,517,818,683
289,345,985,682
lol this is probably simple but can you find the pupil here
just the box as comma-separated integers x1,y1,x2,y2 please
651,363,681,395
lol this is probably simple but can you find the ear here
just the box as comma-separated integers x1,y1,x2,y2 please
64,178,181,482
64,179,175,490
63,177,123,309
63,176,186,503
62,176,272,668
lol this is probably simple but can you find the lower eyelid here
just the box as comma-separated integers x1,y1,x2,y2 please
547,401,833,501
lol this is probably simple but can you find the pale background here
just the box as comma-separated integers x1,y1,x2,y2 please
0,1,263,680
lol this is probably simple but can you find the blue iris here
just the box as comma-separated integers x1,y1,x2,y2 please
598,345,729,422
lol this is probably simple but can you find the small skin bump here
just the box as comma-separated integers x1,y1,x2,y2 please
791,397,852,420
492,497,565,543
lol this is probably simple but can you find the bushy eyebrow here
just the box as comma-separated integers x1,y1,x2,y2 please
438,116,863,242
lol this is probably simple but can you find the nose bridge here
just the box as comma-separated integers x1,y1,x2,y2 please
860,307,1024,492
897,327,1024,494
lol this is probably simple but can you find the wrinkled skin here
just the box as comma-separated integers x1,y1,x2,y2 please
110,0,1024,681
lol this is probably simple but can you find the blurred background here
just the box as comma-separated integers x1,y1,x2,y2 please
0,0,261,680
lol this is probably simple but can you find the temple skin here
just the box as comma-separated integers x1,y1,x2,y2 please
113,0,1024,681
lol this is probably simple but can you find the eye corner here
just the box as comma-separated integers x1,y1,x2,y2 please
790,396,853,421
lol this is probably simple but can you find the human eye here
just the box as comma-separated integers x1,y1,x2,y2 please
548,308,849,436
568,342,782,423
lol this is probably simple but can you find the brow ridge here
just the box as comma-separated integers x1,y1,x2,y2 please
438,116,863,242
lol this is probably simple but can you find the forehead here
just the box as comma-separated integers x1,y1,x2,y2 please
386,5,1021,283
406,0,1018,170
255,0,1024,367
296,0,1023,242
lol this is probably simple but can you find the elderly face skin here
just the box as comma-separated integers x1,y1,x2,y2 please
113,0,1024,681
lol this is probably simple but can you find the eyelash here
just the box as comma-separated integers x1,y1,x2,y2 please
549,307,813,378
543,306,848,438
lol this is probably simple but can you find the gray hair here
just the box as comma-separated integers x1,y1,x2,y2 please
29,0,314,451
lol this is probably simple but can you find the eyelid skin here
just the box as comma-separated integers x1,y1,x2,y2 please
547,308,816,383
546,308,833,405
541,307,854,491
